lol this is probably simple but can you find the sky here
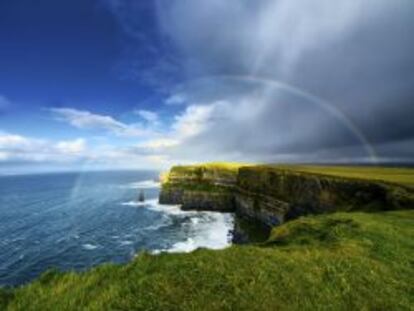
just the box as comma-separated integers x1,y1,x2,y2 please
0,0,413,173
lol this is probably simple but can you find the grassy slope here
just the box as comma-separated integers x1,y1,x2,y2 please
2,210,413,311
264,165,414,187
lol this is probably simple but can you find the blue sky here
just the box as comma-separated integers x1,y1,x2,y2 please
1,0,413,173
0,1,165,127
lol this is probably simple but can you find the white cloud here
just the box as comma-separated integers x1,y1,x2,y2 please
172,104,215,139
0,132,87,163
0,131,172,170
50,107,153,137
165,93,187,105
132,86,384,163
135,109,159,123
137,138,178,150
134,104,218,157
55,138,86,154
0,133,33,148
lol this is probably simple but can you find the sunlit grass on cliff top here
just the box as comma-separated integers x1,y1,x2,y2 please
264,165,414,187
171,162,249,172
161,162,250,183
2,210,413,310
165,162,414,187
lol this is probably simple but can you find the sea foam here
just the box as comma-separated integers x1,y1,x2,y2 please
123,180,161,189
82,243,98,250
151,204,234,254
120,198,234,254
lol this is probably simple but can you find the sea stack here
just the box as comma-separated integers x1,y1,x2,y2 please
138,190,145,202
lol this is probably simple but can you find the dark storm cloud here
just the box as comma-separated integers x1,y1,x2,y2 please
106,0,414,163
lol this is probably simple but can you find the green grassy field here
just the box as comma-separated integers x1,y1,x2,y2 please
2,210,413,311
166,163,414,187
264,165,414,187
173,162,247,171
164,162,244,183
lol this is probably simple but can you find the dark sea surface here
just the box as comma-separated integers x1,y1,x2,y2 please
0,171,233,286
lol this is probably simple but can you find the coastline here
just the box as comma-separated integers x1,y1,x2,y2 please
1,163,413,310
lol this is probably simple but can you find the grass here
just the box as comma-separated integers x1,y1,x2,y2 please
170,162,245,175
2,210,413,310
263,165,414,187
165,163,414,188
165,162,247,182
179,162,248,170
162,183,232,192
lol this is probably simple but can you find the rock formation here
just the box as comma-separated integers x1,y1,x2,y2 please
159,164,414,228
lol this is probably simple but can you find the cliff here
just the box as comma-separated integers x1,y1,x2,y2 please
159,163,239,212
4,164,413,310
159,164,414,228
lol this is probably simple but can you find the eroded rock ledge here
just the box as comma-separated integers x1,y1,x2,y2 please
159,164,414,228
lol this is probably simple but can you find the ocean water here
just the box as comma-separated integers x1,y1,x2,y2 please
0,171,234,286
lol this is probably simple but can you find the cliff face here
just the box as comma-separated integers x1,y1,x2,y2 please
236,167,414,223
159,164,414,228
159,165,238,212
159,186,234,212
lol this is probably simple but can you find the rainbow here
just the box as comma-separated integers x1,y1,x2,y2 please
183,74,378,163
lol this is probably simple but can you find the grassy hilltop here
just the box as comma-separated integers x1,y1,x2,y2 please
1,164,414,310
265,164,414,187
163,162,414,187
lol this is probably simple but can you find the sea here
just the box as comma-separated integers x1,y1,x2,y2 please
0,170,234,286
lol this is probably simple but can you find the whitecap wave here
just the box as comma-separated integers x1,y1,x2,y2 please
142,217,173,231
153,212,234,254
145,200,198,216
82,243,98,250
120,240,133,246
121,198,234,254
121,199,186,215
120,198,159,208
121,201,147,207
123,180,160,189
